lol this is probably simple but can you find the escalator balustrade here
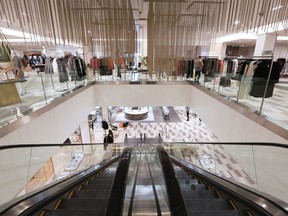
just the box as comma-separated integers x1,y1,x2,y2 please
173,164,257,216
37,162,118,216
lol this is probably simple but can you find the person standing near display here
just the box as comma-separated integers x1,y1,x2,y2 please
194,56,204,83
185,106,190,121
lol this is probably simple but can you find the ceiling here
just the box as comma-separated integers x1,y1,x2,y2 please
0,0,288,52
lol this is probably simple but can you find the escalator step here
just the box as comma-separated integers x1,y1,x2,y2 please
94,173,115,179
185,199,233,211
178,179,199,185
181,183,207,191
72,190,110,199
188,210,249,216
57,198,108,210
42,209,105,216
89,178,113,184
191,184,207,191
175,173,193,179
182,190,217,199
80,184,111,190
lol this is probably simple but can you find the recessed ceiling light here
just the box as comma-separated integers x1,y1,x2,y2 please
235,20,240,25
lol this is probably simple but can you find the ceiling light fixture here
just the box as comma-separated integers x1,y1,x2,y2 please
272,5,282,11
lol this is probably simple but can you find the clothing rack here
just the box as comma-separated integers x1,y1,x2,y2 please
224,55,274,115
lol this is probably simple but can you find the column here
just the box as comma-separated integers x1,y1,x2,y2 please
101,106,109,122
83,45,92,65
79,121,94,154
208,43,226,58
254,33,277,56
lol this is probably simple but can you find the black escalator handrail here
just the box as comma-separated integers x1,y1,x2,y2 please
106,147,132,216
127,147,143,215
0,142,117,151
1,141,288,152
156,145,188,216
144,147,162,216
0,155,120,216
162,141,288,149
171,155,288,216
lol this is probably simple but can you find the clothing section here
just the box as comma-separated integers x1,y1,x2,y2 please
89,57,114,76
45,55,86,83
175,59,194,78
221,57,285,98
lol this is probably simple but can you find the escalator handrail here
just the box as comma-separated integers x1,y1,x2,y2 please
1,141,288,152
144,146,162,216
0,142,121,151
156,145,188,216
0,155,120,216
105,147,133,216
171,155,288,216
161,141,288,149
127,147,143,215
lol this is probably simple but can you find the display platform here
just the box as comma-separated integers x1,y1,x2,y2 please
0,79,26,106
124,106,149,120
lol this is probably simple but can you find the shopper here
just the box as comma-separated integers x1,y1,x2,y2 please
185,106,190,121
194,56,204,83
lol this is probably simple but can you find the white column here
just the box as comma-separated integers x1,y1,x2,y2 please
83,45,92,64
101,106,109,122
79,121,94,154
254,33,277,56
208,43,226,58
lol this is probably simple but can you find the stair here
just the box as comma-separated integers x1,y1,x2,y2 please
38,162,117,216
173,165,253,216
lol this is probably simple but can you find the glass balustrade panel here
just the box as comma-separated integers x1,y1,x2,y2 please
0,143,122,207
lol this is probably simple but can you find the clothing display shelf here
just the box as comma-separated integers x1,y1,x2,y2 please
221,55,274,115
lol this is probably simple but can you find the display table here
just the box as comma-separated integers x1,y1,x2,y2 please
0,79,26,106
124,106,149,120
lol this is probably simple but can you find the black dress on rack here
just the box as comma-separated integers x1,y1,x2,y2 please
249,60,281,98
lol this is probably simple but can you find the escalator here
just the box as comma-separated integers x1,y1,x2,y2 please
173,164,254,216
1,146,132,216
157,145,288,216
1,141,288,216
38,162,118,216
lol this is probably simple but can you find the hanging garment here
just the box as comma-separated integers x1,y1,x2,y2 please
67,56,77,81
57,58,69,83
44,57,54,74
237,61,255,99
52,58,59,74
249,61,281,98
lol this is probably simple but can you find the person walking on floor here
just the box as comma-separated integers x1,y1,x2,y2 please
194,56,204,83
185,106,190,121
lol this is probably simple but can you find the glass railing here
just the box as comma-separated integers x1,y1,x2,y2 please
0,69,96,128
0,142,125,207
198,61,288,130
163,142,288,205
1,65,287,133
